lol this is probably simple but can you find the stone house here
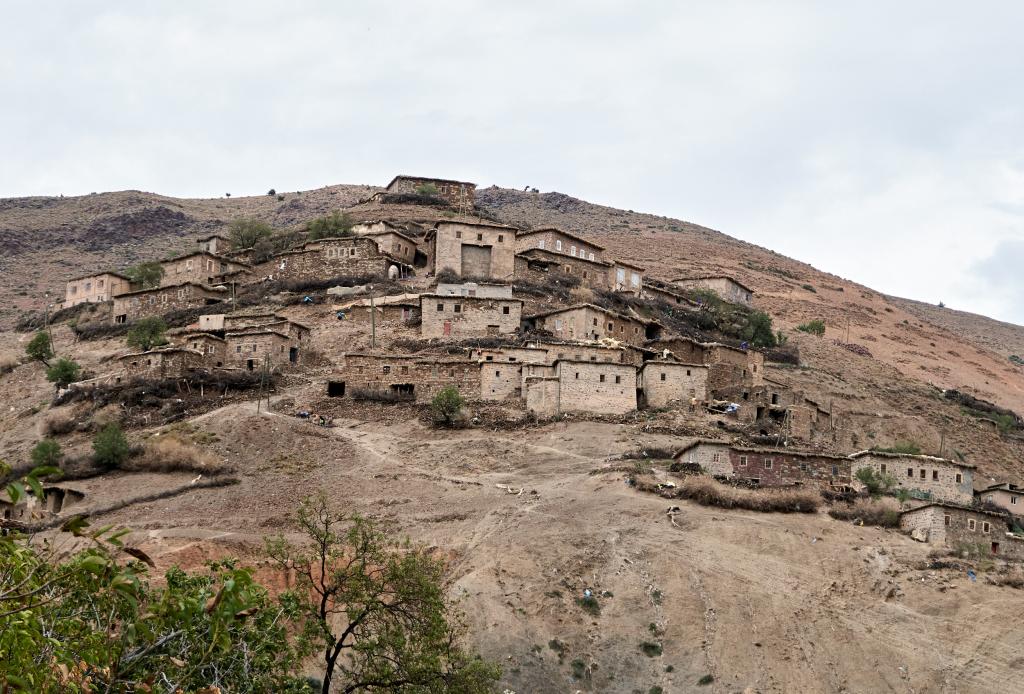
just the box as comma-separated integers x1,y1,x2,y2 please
117,347,205,380
470,341,643,367
850,451,975,504
435,282,513,299
610,260,645,295
673,440,850,486
419,294,523,339
179,332,227,367
382,175,476,210
673,440,734,477
359,227,420,266
673,276,754,307
1,485,84,523
65,271,138,306
472,346,549,365
549,360,637,415
331,353,481,402
430,221,516,280
650,337,764,391
514,228,604,262
250,237,411,283
522,304,659,347
480,361,526,401
642,280,696,308
225,329,301,370
513,248,615,292
639,361,709,408
976,483,1024,515
197,234,232,255
112,283,227,323
899,503,1024,559
336,294,421,325
160,252,250,287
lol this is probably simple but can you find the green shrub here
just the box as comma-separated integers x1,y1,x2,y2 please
855,467,896,498
698,674,714,685
126,316,168,352
227,217,273,249
570,658,586,679
45,358,81,388
639,641,663,657
575,594,601,616
802,283,816,293
430,386,465,426
25,331,54,364
31,439,63,468
306,211,355,240
796,319,826,336
415,182,440,197
93,423,130,469
124,261,164,288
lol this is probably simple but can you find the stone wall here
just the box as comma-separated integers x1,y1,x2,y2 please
480,363,523,401
851,453,974,504
530,306,649,347
387,177,475,209
729,449,849,487
250,238,404,283
674,277,753,306
556,360,637,414
472,347,550,365
337,353,481,402
641,362,709,408
161,253,247,287
609,262,644,295
675,441,733,477
118,349,204,380
434,223,515,280
978,488,1024,514
513,250,611,292
225,331,296,369
419,295,522,339
514,229,604,262
901,505,1024,559
181,333,227,366
112,283,226,323
66,273,136,306
525,375,560,416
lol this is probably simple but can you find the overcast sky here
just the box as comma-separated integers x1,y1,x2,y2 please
2,2,1023,325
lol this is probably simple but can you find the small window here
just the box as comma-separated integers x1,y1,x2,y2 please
383,365,391,374
449,369,455,376
955,473,963,483
454,304,462,313
1013,496,1019,505
944,514,951,526
615,375,621,384
907,468,914,478
401,365,409,374
982,521,991,533
575,372,579,379
593,318,598,326
712,453,720,462
437,303,444,311
556,240,562,251
455,231,462,239
739,456,747,467
880,463,887,474
538,239,545,249
920,469,926,480
799,462,808,472
495,370,500,377
968,519,976,531
502,306,510,314
660,373,666,381
607,322,613,330
686,369,691,376
588,252,595,261
764,458,773,470
236,346,242,353
477,233,483,241
832,465,839,476
932,470,939,481
599,374,605,383
498,234,504,242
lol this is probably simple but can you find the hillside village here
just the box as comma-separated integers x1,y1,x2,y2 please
7,175,1024,560
4,176,1024,692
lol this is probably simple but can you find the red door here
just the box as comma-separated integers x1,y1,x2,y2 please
443,320,451,336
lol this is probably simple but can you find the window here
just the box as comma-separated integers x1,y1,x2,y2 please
555,319,562,330
1013,496,1019,505
453,304,461,313
686,369,691,376
476,233,483,241
455,231,462,239
631,272,641,287
593,318,598,326
498,234,504,242
660,373,666,381
236,346,242,353
968,519,976,531
437,303,444,311
799,462,808,472
502,306,510,314
570,245,577,256
831,465,839,476
955,473,963,483
575,372,579,379
607,322,613,331
401,365,409,374
485,355,493,361
932,470,939,481
880,463,887,474
538,239,545,249
739,456,748,467
764,458,773,470
944,514,951,526
85,282,92,291
920,469,926,480
907,468,913,478
97,279,104,288
982,521,991,533
712,453,720,462
382,365,391,374
589,252,595,261
556,239,562,251
614,374,622,384
599,374,605,383
495,370,501,377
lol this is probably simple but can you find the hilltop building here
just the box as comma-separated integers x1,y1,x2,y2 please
673,276,753,306
419,293,522,339
159,252,250,288
64,272,138,306
380,175,476,210
850,451,975,504
112,283,226,323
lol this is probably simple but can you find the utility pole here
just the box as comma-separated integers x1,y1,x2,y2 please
256,354,270,413
43,292,55,353
369,285,376,350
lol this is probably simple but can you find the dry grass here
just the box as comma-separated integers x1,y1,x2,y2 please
0,351,19,376
124,435,233,476
634,474,820,513
40,409,77,436
828,497,901,527
988,565,1024,589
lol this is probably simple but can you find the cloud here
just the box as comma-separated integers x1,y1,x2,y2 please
1,1,1023,324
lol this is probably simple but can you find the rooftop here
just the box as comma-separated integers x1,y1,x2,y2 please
850,450,976,469
673,275,754,294
525,302,656,326
67,270,133,282
115,282,227,298
900,502,1010,520
516,227,606,250
386,175,477,189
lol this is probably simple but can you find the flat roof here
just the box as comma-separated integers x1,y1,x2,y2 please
359,228,421,244
850,450,976,469
224,329,291,340
179,331,226,342
117,347,203,359
196,234,230,242
67,270,133,282
435,219,517,231
673,275,754,294
161,251,251,268
515,247,612,268
114,281,226,298
901,502,1009,520
556,358,637,368
386,175,477,189
612,259,646,271
517,227,606,250
641,360,707,369
524,302,656,325
420,293,522,304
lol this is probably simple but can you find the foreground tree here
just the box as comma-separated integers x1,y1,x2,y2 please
25,331,54,365
30,439,62,468
228,217,274,249
125,261,165,289
93,422,130,469
45,357,81,389
431,386,465,427
126,316,168,351
267,495,500,694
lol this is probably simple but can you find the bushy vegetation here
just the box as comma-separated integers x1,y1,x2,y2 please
640,476,820,513
125,316,168,351
124,260,164,288
686,289,777,348
128,435,232,475
30,439,63,468
92,423,130,469
25,331,54,364
431,385,465,426
828,497,901,527
796,319,826,336
306,211,354,240
227,217,273,249
45,358,81,388
415,181,440,197
855,467,896,498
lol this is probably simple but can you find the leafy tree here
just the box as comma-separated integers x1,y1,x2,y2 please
415,182,440,197
855,467,896,499
796,319,826,336
45,358,81,389
431,386,465,426
126,316,168,351
306,211,355,241
228,217,274,249
93,423,130,469
267,495,500,694
268,188,277,195
25,331,54,364
31,439,62,468
740,310,777,349
124,261,165,289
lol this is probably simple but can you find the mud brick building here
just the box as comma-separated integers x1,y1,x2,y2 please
480,361,527,401
331,353,481,402
336,294,421,326
435,282,513,299
419,294,523,339
641,279,697,307
64,271,138,306
610,260,645,295
471,341,643,367
383,175,476,210
472,346,550,365
429,221,516,280
850,451,975,504
900,503,1024,559
160,252,250,287
673,440,735,477
650,337,764,391
639,361,709,408
674,440,850,487
522,304,659,347
977,483,1024,514
357,226,420,266
112,283,226,323
250,236,412,283
225,329,300,371
196,234,232,255
117,347,205,380
672,275,754,306
179,332,227,366
513,248,614,292
527,360,638,416
515,228,604,262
